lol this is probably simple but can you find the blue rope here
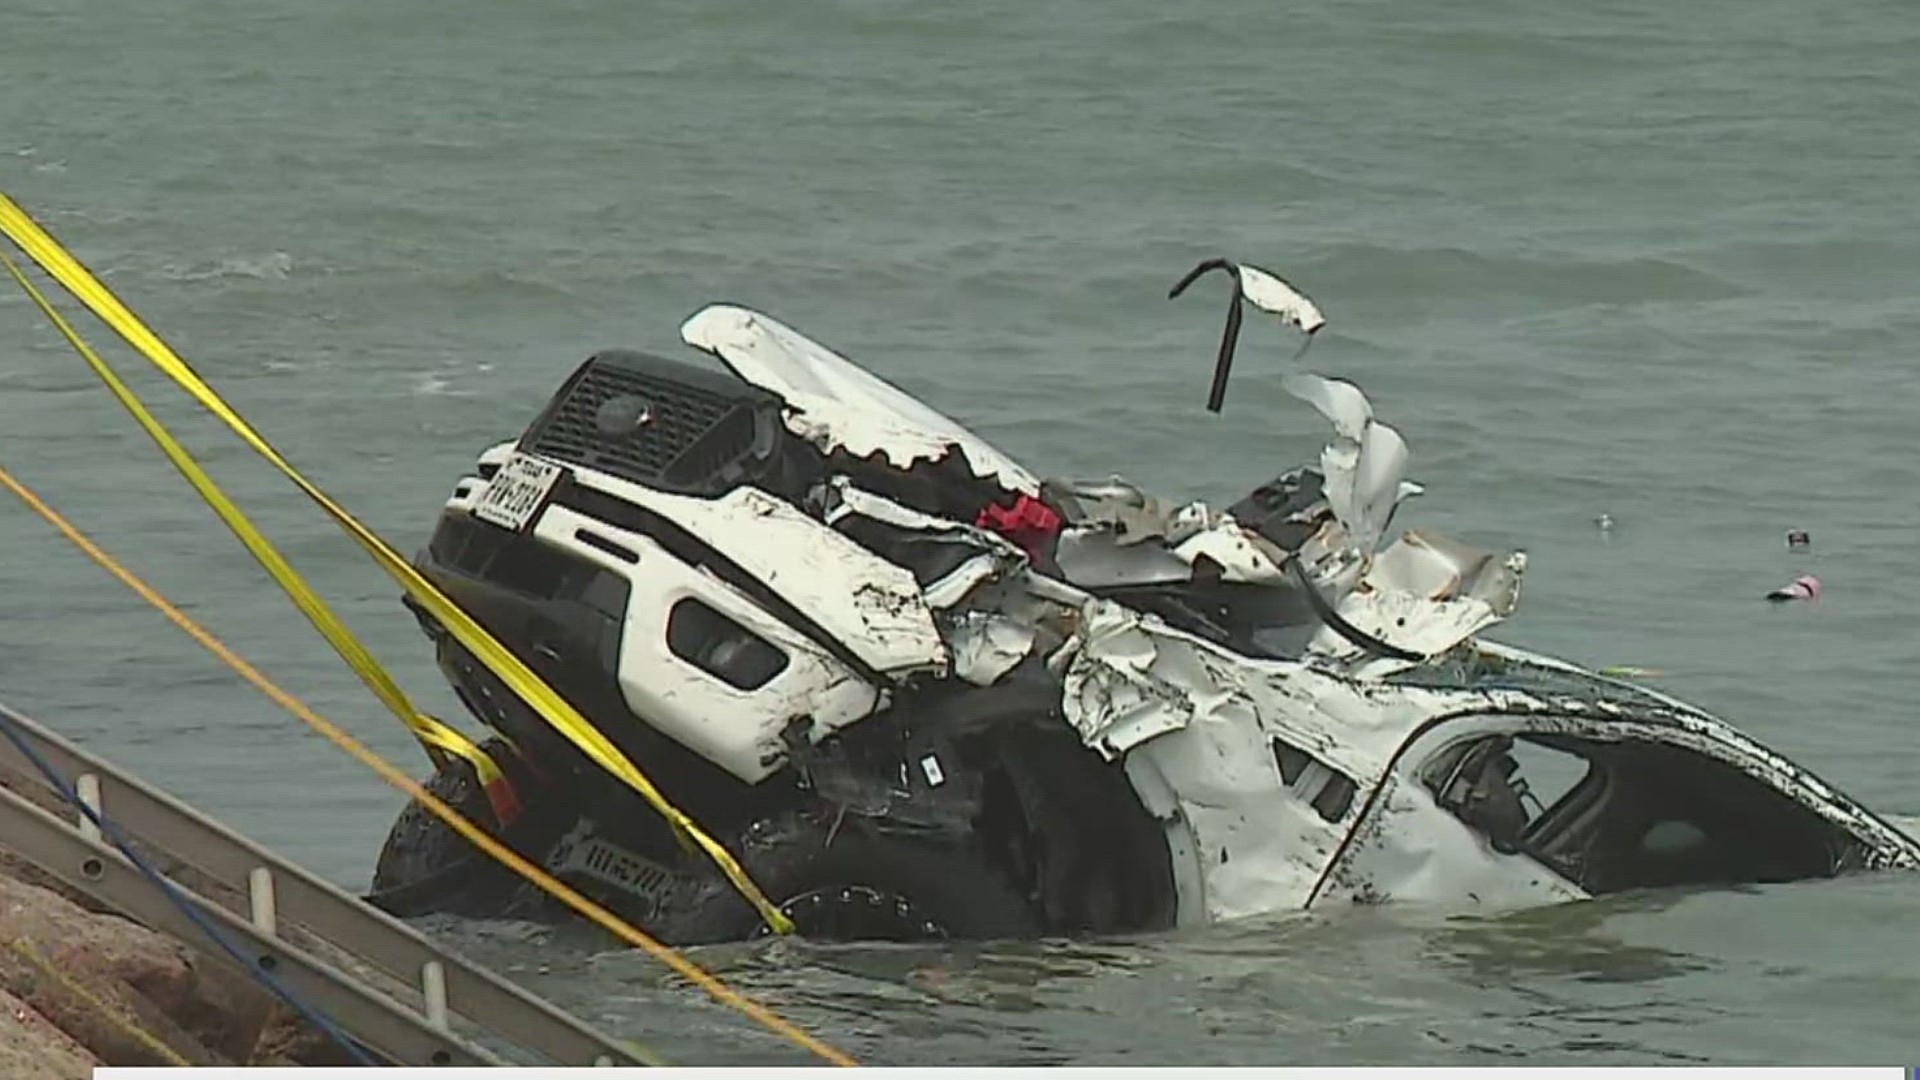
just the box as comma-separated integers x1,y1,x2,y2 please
0,709,382,1067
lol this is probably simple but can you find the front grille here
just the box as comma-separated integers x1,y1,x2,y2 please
520,350,779,496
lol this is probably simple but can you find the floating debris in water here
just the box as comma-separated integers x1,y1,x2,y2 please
1599,665,1664,678
1786,528,1811,550
1766,574,1820,602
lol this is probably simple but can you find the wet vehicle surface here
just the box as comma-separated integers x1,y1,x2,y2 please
366,262,1920,943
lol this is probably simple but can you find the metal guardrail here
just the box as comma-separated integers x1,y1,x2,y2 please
0,701,644,1068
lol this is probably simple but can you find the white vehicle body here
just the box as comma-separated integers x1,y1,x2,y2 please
410,282,1919,935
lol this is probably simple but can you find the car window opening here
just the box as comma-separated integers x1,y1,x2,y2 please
1422,732,1870,895
1272,736,1358,823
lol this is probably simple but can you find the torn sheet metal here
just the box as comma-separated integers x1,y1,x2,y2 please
1169,520,1289,584
1285,372,1412,559
1306,589,1509,678
1119,699,1333,922
1227,263,1327,333
944,610,1038,686
1366,530,1526,605
1285,520,1376,604
1059,599,1210,759
1047,475,1291,588
1061,599,1425,790
1304,534,1530,676
1114,372,1425,616
1059,600,1333,919
816,476,1029,612
923,553,1015,610
818,475,1028,563
1057,599,1426,920
1053,516,1291,590
1281,371,1372,443
680,304,1042,496
1062,595,1920,923
1047,476,1202,546
1052,527,1199,589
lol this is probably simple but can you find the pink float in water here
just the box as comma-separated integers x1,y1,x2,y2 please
1766,574,1821,602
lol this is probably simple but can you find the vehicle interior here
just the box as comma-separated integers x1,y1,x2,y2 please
1420,729,1874,893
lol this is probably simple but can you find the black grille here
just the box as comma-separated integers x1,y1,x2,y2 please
520,349,783,497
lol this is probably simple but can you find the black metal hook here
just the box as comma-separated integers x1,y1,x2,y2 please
1168,258,1246,414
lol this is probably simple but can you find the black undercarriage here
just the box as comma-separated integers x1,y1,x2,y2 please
368,635,1179,943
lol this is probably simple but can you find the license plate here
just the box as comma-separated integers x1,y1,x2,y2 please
472,452,565,533
547,825,673,896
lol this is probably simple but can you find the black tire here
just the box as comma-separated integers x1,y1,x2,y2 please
673,811,1043,944
365,740,566,919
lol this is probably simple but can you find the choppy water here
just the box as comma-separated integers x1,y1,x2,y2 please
3,0,1918,1066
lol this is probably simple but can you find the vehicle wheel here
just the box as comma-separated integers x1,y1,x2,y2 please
678,812,1042,944
365,740,561,919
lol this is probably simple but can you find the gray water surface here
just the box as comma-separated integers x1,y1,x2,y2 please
2,0,1917,1066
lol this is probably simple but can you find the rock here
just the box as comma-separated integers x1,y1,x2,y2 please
0,873,225,1066
0,939,215,1067
251,1004,371,1067
0,986,103,1080
0,772,353,1067
0,858,354,1067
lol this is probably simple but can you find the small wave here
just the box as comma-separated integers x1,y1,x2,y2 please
366,269,581,306
8,145,66,172
1375,25,1666,76
1111,14,1265,49
209,65,270,86
413,371,481,398
162,251,297,282
1881,815,1920,836
1672,237,1920,296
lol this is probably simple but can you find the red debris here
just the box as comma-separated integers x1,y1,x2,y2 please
975,495,1063,561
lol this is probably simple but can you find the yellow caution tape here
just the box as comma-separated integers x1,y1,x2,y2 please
0,248,511,810
0,191,794,937
0,459,857,1067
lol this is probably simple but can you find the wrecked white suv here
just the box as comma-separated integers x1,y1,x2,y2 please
368,260,1920,942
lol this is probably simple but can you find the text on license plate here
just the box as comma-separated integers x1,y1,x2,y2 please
472,453,565,532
